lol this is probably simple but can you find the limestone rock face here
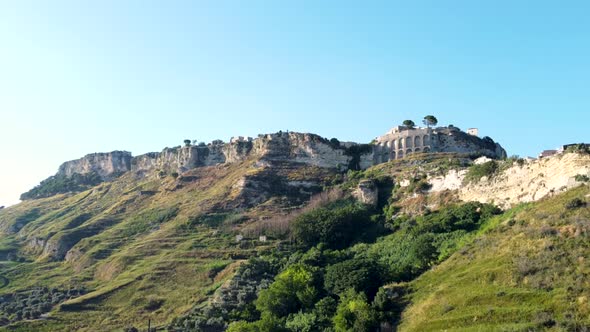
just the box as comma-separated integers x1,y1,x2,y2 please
58,151,132,179
251,132,354,169
49,128,507,184
354,180,379,206
132,143,227,175
37,128,507,199
429,153,590,209
434,129,507,159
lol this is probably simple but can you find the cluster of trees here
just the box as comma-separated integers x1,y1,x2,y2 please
20,172,103,200
193,200,500,331
0,287,85,326
226,256,388,332
290,199,383,250
401,115,438,129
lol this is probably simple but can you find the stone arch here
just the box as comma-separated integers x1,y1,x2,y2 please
381,153,389,163
398,150,404,159
423,135,429,146
392,140,397,150
406,149,413,156
414,136,421,147
405,137,413,148
423,147,430,153
414,148,421,153
390,151,397,160
398,138,404,149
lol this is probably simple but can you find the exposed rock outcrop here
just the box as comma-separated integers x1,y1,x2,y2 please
28,128,505,200
58,151,132,179
429,153,590,208
50,132,373,182
354,180,379,206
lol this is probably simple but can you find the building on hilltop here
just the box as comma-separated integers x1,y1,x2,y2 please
372,125,506,164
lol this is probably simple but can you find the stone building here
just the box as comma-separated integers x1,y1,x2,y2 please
373,125,506,163
373,126,435,163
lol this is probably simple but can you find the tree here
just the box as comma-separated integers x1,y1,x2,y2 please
285,311,319,332
333,289,378,332
422,115,438,128
291,202,374,249
183,139,191,146
324,258,382,297
402,120,415,129
255,265,319,317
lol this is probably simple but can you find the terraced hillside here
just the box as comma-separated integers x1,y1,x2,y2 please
0,155,340,331
1,147,588,331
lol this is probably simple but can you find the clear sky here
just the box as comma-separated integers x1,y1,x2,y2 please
1,1,589,206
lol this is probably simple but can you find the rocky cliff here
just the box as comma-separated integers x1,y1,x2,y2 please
434,128,506,159
30,128,508,202
429,152,590,208
58,151,132,179
51,132,372,182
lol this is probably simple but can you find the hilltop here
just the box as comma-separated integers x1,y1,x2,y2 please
0,124,588,331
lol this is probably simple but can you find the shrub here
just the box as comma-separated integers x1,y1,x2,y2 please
371,202,501,281
285,311,319,332
372,285,407,322
565,198,586,210
255,265,319,317
329,138,341,148
291,200,378,249
565,144,590,154
333,289,378,332
324,258,382,298
575,174,590,182
20,172,103,200
144,297,165,311
464,161,499,183
344,144,373,170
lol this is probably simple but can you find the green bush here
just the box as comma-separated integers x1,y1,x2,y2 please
324,258,382,298
291,200,379,249
370,202,501,281
333,289,378,332
20,172,103,200
565,198,586,210
285,311,319,332
575,174,590,182
255,264,319,318
464,161,499,184
565,144,590,154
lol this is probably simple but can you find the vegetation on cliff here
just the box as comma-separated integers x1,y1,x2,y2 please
20,172,103,200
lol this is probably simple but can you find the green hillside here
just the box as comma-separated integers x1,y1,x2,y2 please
399,185,590,331
1,151,588,331
0,157,340,331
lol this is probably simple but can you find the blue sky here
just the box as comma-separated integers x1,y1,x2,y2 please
1,1,589,206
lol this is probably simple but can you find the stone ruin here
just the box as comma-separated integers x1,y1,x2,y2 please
372,125,506,163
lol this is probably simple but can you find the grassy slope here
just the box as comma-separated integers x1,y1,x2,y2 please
0,158,337,331
399,185,590,331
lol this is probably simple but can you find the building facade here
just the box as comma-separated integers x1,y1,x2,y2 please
373,125,504,163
